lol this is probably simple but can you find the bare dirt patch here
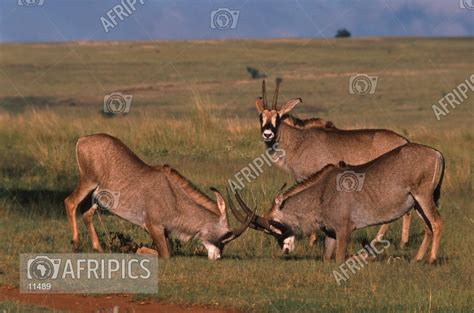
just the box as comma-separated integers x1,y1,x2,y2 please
0,286,232,313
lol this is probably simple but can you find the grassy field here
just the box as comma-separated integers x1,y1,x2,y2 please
0,38,473,312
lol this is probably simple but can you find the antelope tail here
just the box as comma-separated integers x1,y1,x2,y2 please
433,150,445,207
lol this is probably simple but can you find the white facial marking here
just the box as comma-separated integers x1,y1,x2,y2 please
203,242,221,260
263,129,274,140
271,114,277,127
269,225,282,235
283,236,296,254
261,112,278,141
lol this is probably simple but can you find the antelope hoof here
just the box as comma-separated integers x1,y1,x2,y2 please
428,257,437,265
411,257,423,264
399,241,407,249
93,245,104,253
71,240,80,252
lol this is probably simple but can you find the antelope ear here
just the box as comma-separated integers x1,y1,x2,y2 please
255,97,265,113
278,98,302,116
210,187,226,220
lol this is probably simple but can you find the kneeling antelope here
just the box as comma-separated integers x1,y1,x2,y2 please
255,80,412,249
65,134,253,260
235,142,444,263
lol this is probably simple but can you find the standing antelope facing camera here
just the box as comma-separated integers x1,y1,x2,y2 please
65,134,253,260
235,142,445,263
255,79,412,249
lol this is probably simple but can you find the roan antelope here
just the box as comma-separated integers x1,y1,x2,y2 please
234,142,445,263
65,134,253,260
255,79,412,249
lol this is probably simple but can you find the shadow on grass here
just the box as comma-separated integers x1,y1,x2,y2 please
0,188,72,217
0,188,121,217
1,188,68,202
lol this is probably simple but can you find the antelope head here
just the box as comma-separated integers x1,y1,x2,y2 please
230,187,295,254
205,188,255,260
255,79,302,144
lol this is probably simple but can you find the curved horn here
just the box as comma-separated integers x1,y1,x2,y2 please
234,191,280,236
234,191,254,217
272,78,281,110
226,189,263,230
262,80,268,109
226,190,247,224
221,208,255,244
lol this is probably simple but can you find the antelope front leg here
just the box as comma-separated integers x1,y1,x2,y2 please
147,224,170,259
335,230,351,263
308,232,317,247
372,224,390,245
323,236,336,261
400,212,412,249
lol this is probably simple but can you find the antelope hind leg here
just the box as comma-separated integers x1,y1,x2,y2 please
411,203,433,262
412,194,442,264
64,182,97,252
82,204,103,252
412,220,432,262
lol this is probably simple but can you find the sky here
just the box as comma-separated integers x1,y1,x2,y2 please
0,0,473,42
